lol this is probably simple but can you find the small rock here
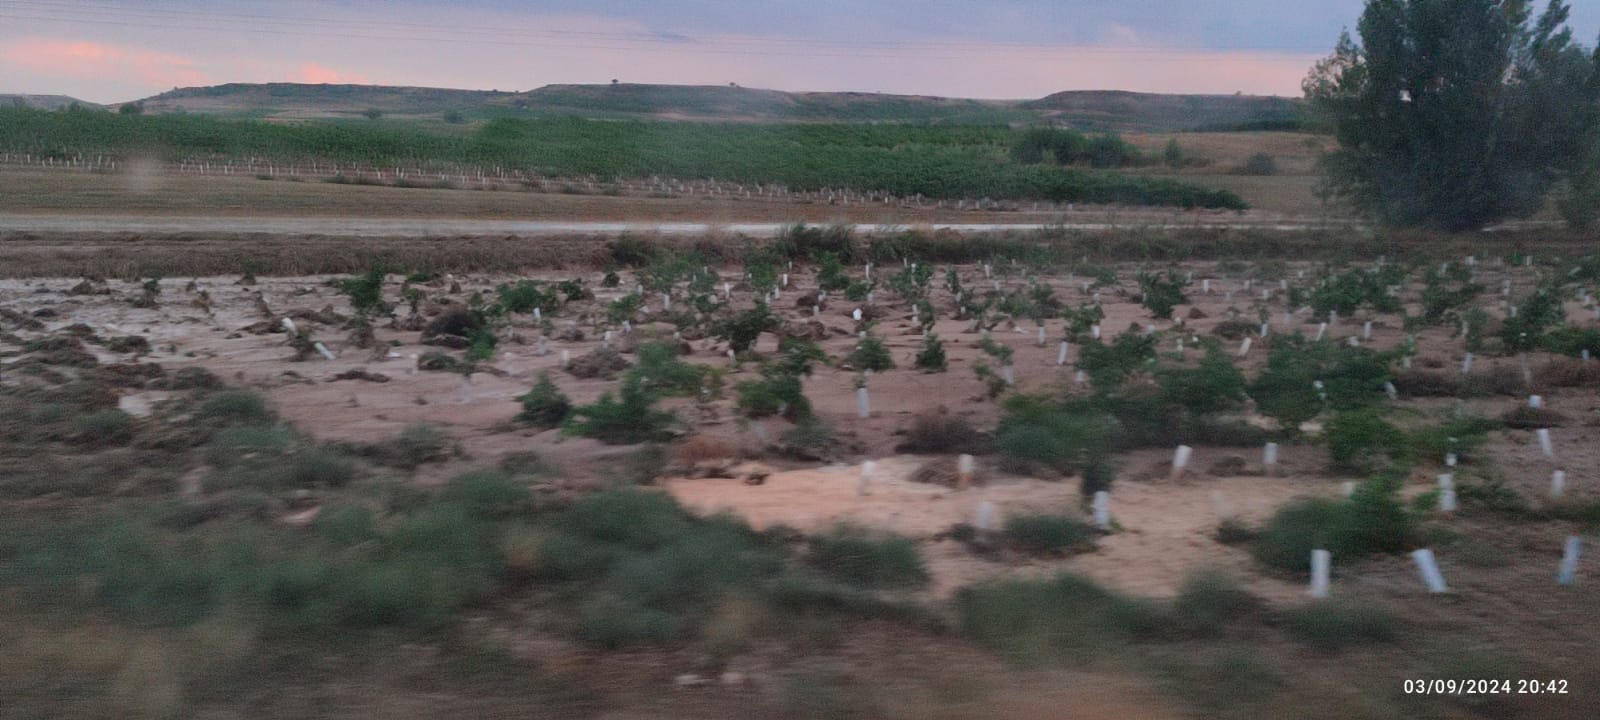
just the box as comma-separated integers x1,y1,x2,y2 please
674,674,710,688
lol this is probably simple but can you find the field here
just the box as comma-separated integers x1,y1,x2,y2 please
3,226,1599,718
0,107,1254,209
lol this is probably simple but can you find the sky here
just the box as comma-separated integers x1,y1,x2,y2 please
1,0,1597,104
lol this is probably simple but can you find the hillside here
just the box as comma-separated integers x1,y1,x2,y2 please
130,82,1303,131
0,94,101,111
1024,90,1304,133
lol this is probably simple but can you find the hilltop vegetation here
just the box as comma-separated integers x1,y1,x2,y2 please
131,81,1305,131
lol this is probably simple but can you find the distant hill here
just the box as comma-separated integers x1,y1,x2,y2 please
128,82,1305,132
0,94,101,111
1023,90,1305,133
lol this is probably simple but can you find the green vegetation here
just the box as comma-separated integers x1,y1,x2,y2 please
1306,0,1599,229
0,106,1246,208
516,371,573,429
1002,514,1096,554
1285,601,1398,651
959,573,1169,662
806,525,928,589
563,375,679,444
1251,480,1418,572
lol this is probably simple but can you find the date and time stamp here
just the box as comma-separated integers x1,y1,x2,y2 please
1404,679,1570,696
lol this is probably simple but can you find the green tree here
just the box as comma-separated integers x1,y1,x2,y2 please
1305,0,1599,231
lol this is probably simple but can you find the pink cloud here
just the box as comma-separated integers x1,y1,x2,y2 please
298,62,368,85
0,37,207,89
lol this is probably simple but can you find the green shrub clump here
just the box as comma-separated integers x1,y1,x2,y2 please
806,525,928,588
564,375,679,444
516,371,573,428
1251,480,1418,572
1003,514,1096,554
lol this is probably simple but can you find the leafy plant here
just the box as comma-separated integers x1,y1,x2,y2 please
1137,269,1189,319
914,333,947,372
516,371,573,428
564,375,679,444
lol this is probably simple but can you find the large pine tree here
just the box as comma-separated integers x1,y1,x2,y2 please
1306,0,1600,231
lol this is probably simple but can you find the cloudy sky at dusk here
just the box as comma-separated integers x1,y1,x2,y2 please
2,1,1597,104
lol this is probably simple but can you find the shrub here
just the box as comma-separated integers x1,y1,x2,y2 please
1173,570,1259,635
339,265,389,316
381,427,451,472
577,596,682,648
71,409,134,446
283,447,357,487
1077,334,1157,393
807,525,928,588
1252,481,1418,572
204,424,294,467
495,280,558,315
1136,269,1189,319
442,470,532,519
516,371,573,428
914,333,947,372
312,505,378,546
846,336,894,372
780,417,836,460
959,573,1171,662
629,342,707,397
994,395,1116,474
198,390,275,426
899,408,987,454
1241,152,1278,176
1541,327,1600,358
712,303,777,353
1003,514,1096,554
564,375,679,444
1325,410,1411,474
1285,601,1398,651
1499,285,1565,353
1156,343,1246,417
736,371,808,420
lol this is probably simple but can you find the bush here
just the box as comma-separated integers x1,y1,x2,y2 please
1156,343,1246,417
1003,514,1096,554
339,265,389,316
1173,570,1259,635
959,573,1171,662
1240,153,1278,176
1077,334,1157,393
1136,269,1189,319
994,395,1116,474
442,470,532,519
577,596,682,649
312,505,377,546
1285,601,1398,651
735,371,808,420
846,335,894,372
198,390,275,426
1541,326,1600,358
71,409,135,446
515,371,572,428
379,423,454,469
283,447,356,487
914,333,947,372
898,407,987,454
564,375,679,444
629,342,708,397
807,525,928,588
1325,410,1410,474
204,424,294,467
1251,481,1418,572
712,303,777,354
